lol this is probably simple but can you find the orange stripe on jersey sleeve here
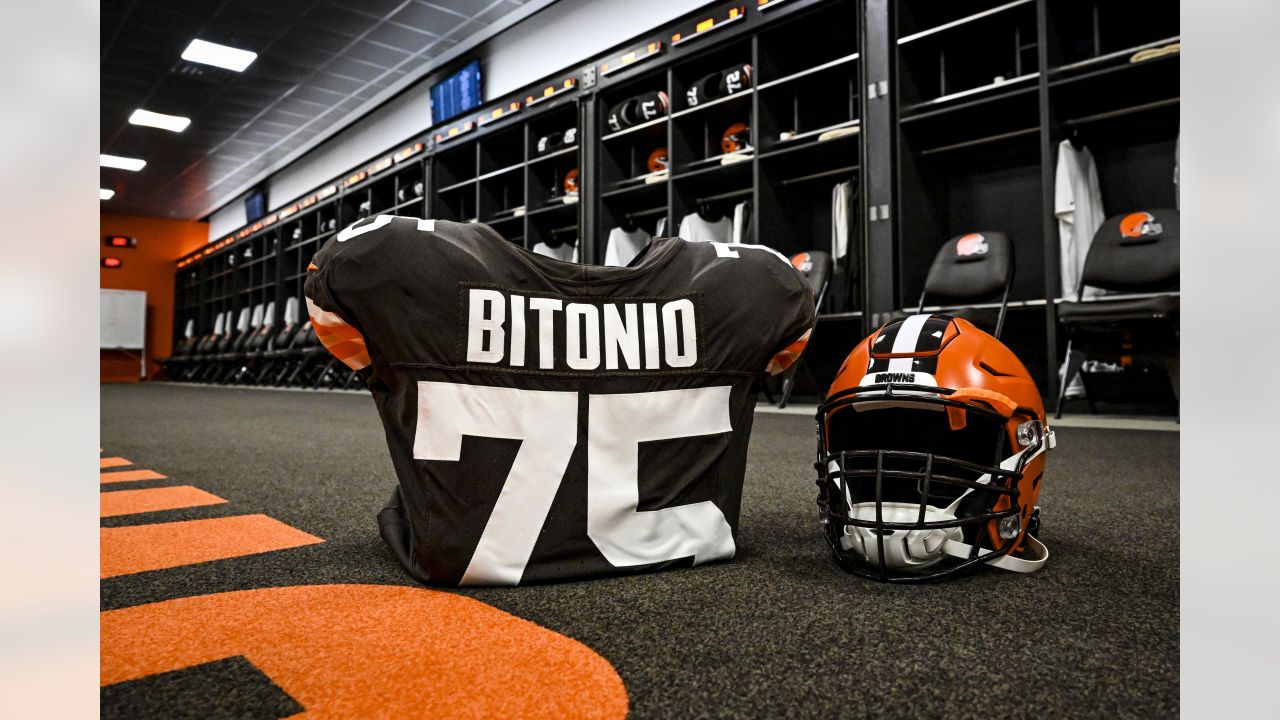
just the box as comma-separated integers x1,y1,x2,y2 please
305,296,371,371
766,328,812,375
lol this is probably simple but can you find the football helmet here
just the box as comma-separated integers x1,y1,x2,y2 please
647,147,669,173
721,122,750,154
814,314,1054,582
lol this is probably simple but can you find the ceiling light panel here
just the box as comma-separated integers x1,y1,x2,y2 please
181,39,258,72
129,108,191,132
100,154,146,171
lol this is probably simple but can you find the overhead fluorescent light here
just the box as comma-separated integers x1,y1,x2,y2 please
100,188,115,200
181,39,257,72
129,108,191,132
100,154,146,171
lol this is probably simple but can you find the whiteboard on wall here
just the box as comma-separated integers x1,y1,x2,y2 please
100,289,147,350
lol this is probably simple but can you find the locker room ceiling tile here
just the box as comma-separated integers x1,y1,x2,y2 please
364,21,438,53
314,73,369,97
326,57,392,84
100,0,546,220
303,5,386,39
389,3,460,37
424,0,506,18
474,1,526,27
344,40,414,68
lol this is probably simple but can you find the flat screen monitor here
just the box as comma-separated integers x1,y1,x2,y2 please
245,190,267,223
430,59,482,125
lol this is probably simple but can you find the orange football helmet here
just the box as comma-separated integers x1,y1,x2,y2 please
721,122,750,154
647,147,669,173
814,314,1055,581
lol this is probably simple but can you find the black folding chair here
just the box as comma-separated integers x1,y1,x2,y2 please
283,324,325,387
255,298,302,385
1055,209,1179,418
907,231,1014,338
775,250,832,409
158,319,197,380
204,306,255,383
184,311,231,381
229,301,276,384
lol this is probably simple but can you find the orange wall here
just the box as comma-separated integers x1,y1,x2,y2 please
101,214,208,382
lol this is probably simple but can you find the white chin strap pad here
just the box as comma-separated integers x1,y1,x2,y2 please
839,502,1049,574
939,532,1048,573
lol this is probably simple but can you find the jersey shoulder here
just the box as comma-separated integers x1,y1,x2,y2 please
313,215,505,272
671,239,810,301
306,215,516,324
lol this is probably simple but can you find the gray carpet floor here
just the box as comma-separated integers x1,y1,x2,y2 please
101,383,1179,718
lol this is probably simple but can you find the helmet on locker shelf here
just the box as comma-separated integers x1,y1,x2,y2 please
563,167,580,195
814,314,1055,582
647,147,669,173
721,122,750,154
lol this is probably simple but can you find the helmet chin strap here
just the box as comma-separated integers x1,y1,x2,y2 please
937,428,1056,573
939,529,1048,573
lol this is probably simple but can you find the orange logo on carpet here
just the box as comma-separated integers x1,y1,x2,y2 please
101,469,167,484
100,485,228,518
102,584,629,719
101,515,323,578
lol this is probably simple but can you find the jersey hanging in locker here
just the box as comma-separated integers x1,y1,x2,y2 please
305,216,816,586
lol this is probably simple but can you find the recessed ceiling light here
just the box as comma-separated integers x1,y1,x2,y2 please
100,154,146,171
101,188,115,200
129,108,191,132
181,39,257,72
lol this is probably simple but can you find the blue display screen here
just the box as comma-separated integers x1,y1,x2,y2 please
430,59,482,125
244,191,266,222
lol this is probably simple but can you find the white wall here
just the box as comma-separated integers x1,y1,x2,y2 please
210,0,704,240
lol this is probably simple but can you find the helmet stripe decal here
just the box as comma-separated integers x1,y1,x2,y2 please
914,316,952,353
887,315,931,372
866,314,949,375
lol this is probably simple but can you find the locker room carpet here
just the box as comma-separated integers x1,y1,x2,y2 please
100,383,1179,718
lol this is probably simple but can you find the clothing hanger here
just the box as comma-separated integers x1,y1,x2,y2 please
1069,126,1085,151
619,214,638,232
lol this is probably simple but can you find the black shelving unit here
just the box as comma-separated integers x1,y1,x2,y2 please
893,0,1048,382
885,0,1178,395
425,96,584,258
172,0,1178,405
